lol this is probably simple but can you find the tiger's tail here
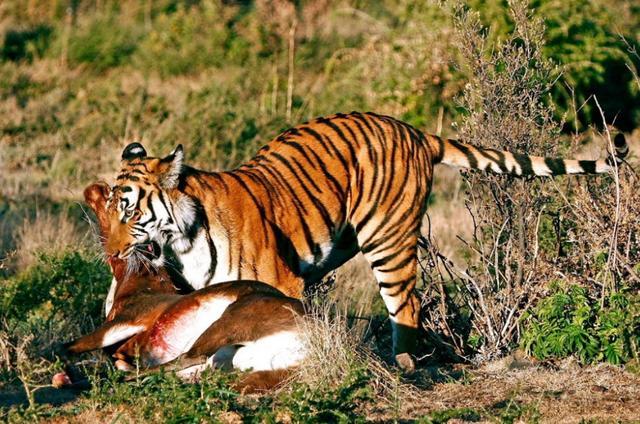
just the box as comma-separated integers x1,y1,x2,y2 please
431,134,628,176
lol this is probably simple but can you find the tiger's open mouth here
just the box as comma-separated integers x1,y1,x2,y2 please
136,241,161,260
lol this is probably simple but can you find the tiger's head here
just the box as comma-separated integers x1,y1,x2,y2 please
105,142,196,267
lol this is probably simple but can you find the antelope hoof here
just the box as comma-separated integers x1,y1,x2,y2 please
395,353,416,373
115,359,135,371
52,371,73,388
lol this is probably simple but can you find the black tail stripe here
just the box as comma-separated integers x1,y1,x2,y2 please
544,158,566,174
513,152,534,175
449,140,479,168
578,160,596,173
479,149,509,172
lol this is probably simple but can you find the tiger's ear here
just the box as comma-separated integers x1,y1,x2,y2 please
158,144,184,189
122,142,147,161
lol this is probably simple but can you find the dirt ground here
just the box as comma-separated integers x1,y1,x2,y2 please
2,354,639,423
392,355,640,423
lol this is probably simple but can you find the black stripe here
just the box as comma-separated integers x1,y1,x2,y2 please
544,158,566,175
286,140,345,197
479,149,508,173
317,117,358,165
156,190,174,225
138,193,157,227
135,187,146,210
225,173,270,245
271,152,323,194
359,193,417,249
350,168,366,220
378,276,414,290
578,160,596,174
449,140,478,168
361,211,421,255
256,165,320,257
299,126,335,158
351,116,378,170
266,154,334,233
377,254,415,273
513,152,533,175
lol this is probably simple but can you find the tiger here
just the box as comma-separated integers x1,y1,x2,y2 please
103,111,628,369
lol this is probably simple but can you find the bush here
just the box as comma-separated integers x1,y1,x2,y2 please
421,0,560,360
521,283,640,364
133,2,250,77
469,0,640,131
1,25,53,63
65,15,140,72
1,251,109,328
0,251,110,385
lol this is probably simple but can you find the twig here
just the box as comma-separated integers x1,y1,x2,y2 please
286,20,297,123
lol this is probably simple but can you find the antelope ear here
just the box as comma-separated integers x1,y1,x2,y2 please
83,181,110,213
158,144,184,189
122,142,147,161
84,182,112,241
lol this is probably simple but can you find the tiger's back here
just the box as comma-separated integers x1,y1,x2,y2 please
207,113,434,281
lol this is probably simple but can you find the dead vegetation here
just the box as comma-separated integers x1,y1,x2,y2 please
420,0,640,364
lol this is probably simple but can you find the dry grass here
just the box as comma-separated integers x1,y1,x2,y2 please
13,209,91,269
402,357,640,423
294,298,417,406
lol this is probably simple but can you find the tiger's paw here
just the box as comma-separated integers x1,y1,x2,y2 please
395,352,416,373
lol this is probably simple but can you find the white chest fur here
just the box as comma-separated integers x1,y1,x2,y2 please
172,228,215,290
208,222,238,283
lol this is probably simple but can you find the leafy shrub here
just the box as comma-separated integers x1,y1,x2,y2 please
521,283,640,364
1,251,109,327
0,250,110,368
537,0,640,131
1,25,53,62
469,0,640,131
65,16,140,72
421,0,560,360
133,2,250,77
0,250,110,403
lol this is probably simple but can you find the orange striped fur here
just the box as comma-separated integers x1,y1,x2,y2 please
104,112,627,366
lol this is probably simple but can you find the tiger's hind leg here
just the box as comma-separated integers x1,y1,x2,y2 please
358,231,421,370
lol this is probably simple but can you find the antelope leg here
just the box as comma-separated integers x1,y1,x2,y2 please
61,320,146,355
